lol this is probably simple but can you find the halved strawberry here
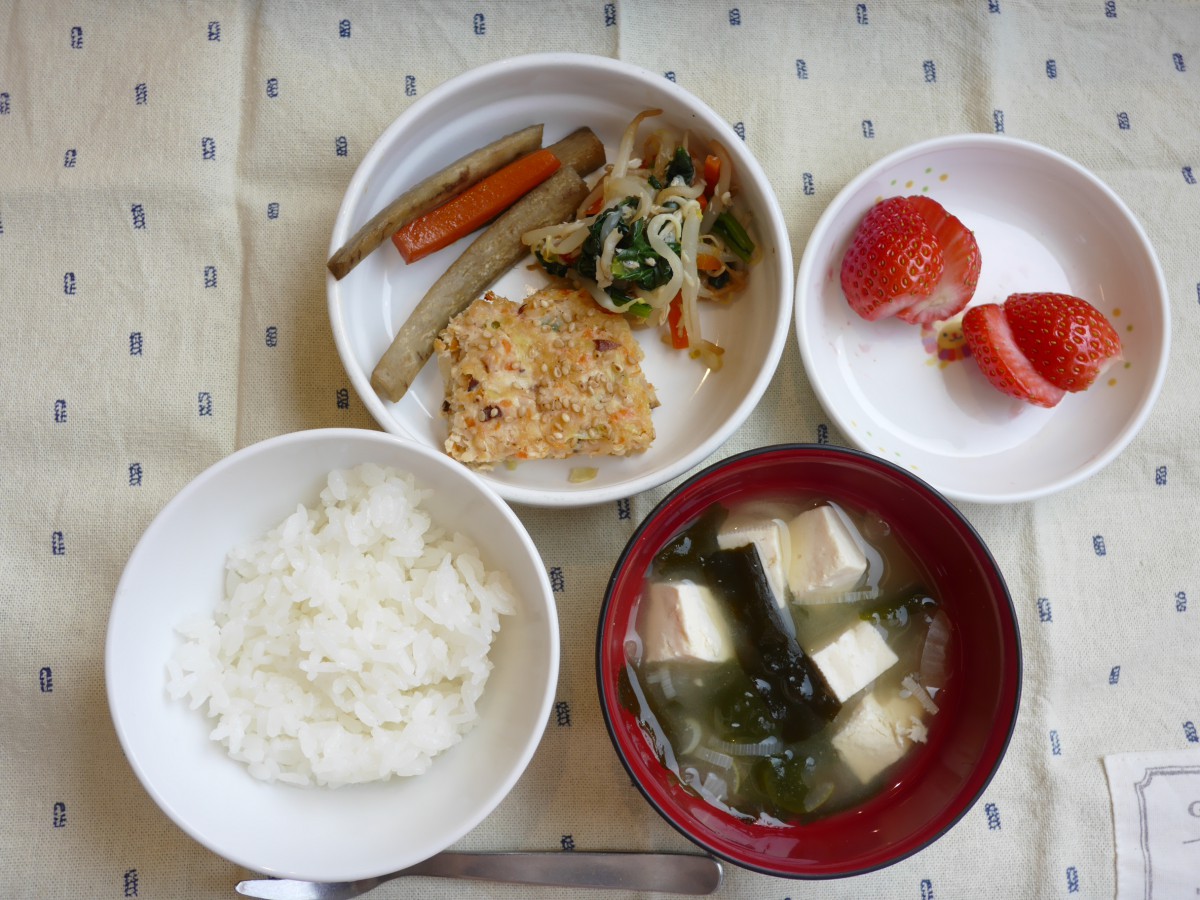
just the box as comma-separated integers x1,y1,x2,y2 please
961,304,1066,408
1003,292,1123,392
839,197,943,321
895,196,981,326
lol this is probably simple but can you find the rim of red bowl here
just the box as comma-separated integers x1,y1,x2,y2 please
596,444,1022,879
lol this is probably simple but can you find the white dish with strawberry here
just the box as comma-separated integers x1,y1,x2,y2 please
796,134,1169,504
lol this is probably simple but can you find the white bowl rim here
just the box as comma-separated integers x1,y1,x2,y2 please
104,427,560,879
794,132,1171,504
326,51,795,508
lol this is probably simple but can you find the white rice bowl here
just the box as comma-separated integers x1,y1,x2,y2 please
166,464,514,788
106,429,558,882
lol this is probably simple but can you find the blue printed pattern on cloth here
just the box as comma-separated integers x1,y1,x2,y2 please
2,4,1199,898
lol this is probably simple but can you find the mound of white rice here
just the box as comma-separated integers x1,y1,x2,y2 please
165,463,516,788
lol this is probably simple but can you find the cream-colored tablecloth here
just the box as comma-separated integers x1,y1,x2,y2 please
3,2,1199,898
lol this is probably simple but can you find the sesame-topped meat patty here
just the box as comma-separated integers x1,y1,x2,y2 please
433,287,658,466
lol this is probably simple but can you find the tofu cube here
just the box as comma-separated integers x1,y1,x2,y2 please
831,690,929,784
786,505,868,602
809,620,899,703
717,516,791,611
639,581,735,665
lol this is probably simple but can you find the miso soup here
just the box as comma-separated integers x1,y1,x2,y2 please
621,495,954,824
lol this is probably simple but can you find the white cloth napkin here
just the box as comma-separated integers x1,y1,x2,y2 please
1104,749,1200,899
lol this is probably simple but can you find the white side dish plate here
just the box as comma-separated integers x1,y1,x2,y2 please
796,134,1169,504
328,53,793,507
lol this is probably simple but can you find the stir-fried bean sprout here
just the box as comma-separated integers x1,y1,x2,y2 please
522,110,757,369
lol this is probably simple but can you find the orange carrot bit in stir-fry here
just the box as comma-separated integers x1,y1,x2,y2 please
392,148,562,264
667,293,689,349
703,154,721,197
583,192,605,217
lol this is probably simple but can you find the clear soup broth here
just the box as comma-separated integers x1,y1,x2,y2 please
620,495,955,825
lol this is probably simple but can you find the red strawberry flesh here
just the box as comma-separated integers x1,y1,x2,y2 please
895,196,981,326
962,304,1066,408
839,197,943,321
1002,292,1123,392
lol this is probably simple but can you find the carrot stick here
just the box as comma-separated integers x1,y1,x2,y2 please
392,149,562,264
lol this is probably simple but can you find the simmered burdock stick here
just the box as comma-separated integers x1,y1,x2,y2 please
700,545,842,741
543,126,606,179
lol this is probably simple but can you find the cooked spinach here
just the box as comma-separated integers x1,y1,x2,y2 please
666,146,696,185
534,249,569,278
530,146,751,318
711,211,755,262
555,197,680,305
707,270,731,290
610,218,679,292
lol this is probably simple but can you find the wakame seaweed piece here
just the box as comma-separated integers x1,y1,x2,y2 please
713,682,778,743
700,545,842,741
755,751,810,817
652,503,729,581
860,588,938,633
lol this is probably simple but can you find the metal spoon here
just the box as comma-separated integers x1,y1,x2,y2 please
235,851,724,899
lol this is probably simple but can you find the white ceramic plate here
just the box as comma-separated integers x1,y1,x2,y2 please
328,53,793,507
796,134,1169,504
106,429,559,882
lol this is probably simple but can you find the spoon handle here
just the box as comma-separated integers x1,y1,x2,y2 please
236,851,724,899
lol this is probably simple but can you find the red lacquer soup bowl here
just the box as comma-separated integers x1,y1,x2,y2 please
597,444,1020,878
